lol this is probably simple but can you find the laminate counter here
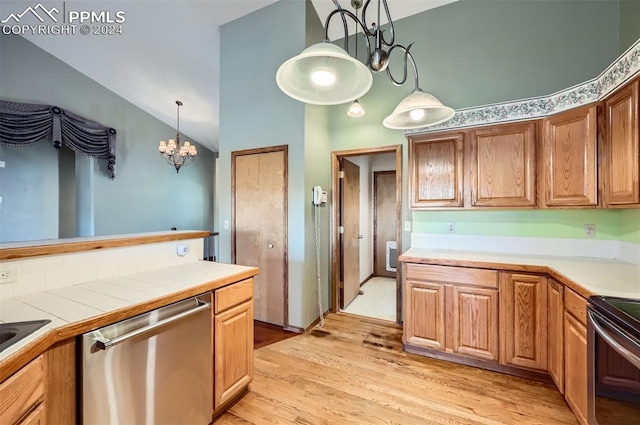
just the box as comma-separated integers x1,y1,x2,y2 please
399,248,640,299
0,261,258,382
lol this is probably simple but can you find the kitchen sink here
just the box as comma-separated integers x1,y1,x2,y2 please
0,320,51,352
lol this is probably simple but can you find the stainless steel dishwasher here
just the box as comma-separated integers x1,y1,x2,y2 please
80,293,212,425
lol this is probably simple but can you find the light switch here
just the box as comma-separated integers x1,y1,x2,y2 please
404,221,411,232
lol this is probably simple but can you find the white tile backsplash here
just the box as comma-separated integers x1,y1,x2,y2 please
0,238,204,300
410,233,639,265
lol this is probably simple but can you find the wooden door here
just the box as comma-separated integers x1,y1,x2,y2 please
564,311,588,425
548,279,565,394
214,300,254,410
403,281,445,350
499,273,548,371
470,122,536,207
374,171,396,277
233,147,287,326
447,286,499,361
603,79,640,207
542,104,598,207
341,158,361,309
408,132,464,208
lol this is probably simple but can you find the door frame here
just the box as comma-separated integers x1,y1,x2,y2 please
231,144,289,329
330,144,403,324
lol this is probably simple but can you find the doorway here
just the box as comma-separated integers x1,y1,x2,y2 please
331,145,402,324
232,145,288,328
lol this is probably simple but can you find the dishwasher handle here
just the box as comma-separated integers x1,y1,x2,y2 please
95,298,211,350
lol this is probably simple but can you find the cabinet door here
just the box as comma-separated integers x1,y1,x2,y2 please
470,122,536,207
542,104,598,207
603,79,640,207
564,311,588,425
548,279,564,394
500,273,548,371
214,300,254,410
403,281,446,350
408,132,464,208
448,286,499,361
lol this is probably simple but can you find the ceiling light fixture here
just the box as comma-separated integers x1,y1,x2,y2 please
347,99,365,117
276,0,454,129
158,100,197,173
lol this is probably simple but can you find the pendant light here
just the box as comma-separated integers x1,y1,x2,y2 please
276,0,454,130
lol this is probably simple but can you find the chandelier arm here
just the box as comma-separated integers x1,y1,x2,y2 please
323,8,372,60
330,0,350,51
379,0,395,47
360,0,394,47
385,43,420,90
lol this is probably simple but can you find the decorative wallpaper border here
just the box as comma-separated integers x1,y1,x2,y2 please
407,38,640,135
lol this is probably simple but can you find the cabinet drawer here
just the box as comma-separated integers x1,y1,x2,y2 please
215,278,253,314
0,355,45,425
564,287,587,326
405,264,498,288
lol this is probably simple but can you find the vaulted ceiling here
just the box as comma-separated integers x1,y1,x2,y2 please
6,0,455,152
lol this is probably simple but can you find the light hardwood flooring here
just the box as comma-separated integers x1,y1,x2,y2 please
342,277,396,322
216,313,577,425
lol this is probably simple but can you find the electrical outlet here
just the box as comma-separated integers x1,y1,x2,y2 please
584,224,596,238
447,223,456,234
176,244,189,257
0,266,18,284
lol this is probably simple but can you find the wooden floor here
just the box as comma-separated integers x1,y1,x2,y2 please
217,313,578,425
254,320,298,349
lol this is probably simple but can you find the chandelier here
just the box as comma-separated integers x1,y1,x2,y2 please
276,0,454,129
158,100,197,173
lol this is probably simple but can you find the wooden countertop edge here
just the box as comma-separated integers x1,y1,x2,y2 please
398,255,596,299
0,231,211,260
0,266,258,383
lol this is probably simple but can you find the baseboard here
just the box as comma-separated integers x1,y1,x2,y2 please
359,274,374,287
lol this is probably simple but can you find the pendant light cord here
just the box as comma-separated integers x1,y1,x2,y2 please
314,202,325,328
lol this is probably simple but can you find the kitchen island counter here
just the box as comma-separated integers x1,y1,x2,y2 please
0,260,258,382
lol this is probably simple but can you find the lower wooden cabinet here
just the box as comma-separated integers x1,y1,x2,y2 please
0,355,45,425
499,273,548,371
403,263,499,362
564,310,588,425
448,285,499,361
547,279,565,393
404,281,446,350
214,279,254,411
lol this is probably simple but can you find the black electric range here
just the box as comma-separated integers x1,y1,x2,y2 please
587,295,640,425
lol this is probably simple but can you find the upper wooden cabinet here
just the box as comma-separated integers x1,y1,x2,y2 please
499,273,548,371
541,104,599,207
602,78,640,207
408,132,464,208
470,122,537,207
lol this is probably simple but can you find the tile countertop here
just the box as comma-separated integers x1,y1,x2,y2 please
399,248,640,300
0,261,258,368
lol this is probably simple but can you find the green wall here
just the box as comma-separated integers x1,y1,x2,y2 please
219,0,309,327
326,0,630,250
0,34,215,242
619,0,640,54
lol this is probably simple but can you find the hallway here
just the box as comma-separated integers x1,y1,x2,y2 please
342,277,396,322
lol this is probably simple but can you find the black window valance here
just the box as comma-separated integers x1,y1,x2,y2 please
0,100,116,179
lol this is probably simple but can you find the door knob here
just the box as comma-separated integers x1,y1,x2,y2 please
268,243,274,249
357,235,363,239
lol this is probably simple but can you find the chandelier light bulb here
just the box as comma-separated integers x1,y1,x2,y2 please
347,100,365,117
311,70,336,87
410,109,426,121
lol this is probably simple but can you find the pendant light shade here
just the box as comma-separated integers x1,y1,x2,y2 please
383,90,455,130
347,100,365,117
276,42,373,105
